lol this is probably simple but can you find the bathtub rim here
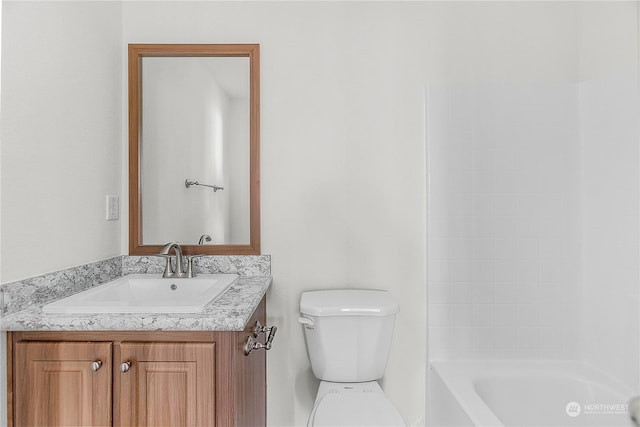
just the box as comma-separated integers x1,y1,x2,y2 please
430,360,635,427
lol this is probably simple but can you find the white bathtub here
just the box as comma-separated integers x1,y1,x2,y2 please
430,361,635,427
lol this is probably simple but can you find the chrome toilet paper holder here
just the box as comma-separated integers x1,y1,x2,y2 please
244,321,278,355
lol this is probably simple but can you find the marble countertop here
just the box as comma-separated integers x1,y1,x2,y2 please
1,275,272,332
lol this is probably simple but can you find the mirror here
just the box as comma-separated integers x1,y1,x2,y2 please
129,44,260,255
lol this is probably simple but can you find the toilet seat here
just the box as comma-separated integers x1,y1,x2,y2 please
308,383,405,427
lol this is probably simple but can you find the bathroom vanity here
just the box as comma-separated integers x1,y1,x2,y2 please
1,41,268,426
2,258,272,427
7,298,265,426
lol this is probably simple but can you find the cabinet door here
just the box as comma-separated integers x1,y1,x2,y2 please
117,342,216,427
14,341,112,427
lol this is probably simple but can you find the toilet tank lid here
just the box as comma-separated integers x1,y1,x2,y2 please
300,290,399,316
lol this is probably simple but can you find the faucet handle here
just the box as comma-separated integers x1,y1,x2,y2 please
185,255,205,278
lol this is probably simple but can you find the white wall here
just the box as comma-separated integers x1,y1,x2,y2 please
578,2,639,82
424,2,580,85
1,1,123,283
1,1,4,423
1,1,123,422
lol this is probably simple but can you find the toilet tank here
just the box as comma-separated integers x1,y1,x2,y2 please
299,290,399,382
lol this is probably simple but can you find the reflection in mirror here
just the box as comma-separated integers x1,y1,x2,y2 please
129,44,260,256
141,57,250,245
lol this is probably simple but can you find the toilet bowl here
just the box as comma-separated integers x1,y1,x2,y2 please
299,290,406,427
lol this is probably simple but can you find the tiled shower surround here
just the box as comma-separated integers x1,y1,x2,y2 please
427,72,639,391
428,83,582,360
1,255,271,316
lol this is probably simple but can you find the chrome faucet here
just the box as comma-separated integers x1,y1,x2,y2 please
158,242,185,278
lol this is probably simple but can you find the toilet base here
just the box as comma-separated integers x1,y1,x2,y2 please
308,381,406,427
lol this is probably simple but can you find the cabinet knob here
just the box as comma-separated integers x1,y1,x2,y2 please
120,361,132,373
90,360,102,372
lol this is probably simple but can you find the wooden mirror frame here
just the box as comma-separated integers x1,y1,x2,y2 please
128,44,260,255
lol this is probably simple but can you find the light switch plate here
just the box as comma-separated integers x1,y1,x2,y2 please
106,195,119,221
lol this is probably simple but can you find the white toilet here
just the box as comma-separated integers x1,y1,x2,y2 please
298,289,406,427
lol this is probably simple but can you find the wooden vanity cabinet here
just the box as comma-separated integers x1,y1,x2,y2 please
116,342,217,426
14,341,113,426
7,297,267,427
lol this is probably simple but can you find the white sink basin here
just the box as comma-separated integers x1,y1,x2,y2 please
42,274,238,314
